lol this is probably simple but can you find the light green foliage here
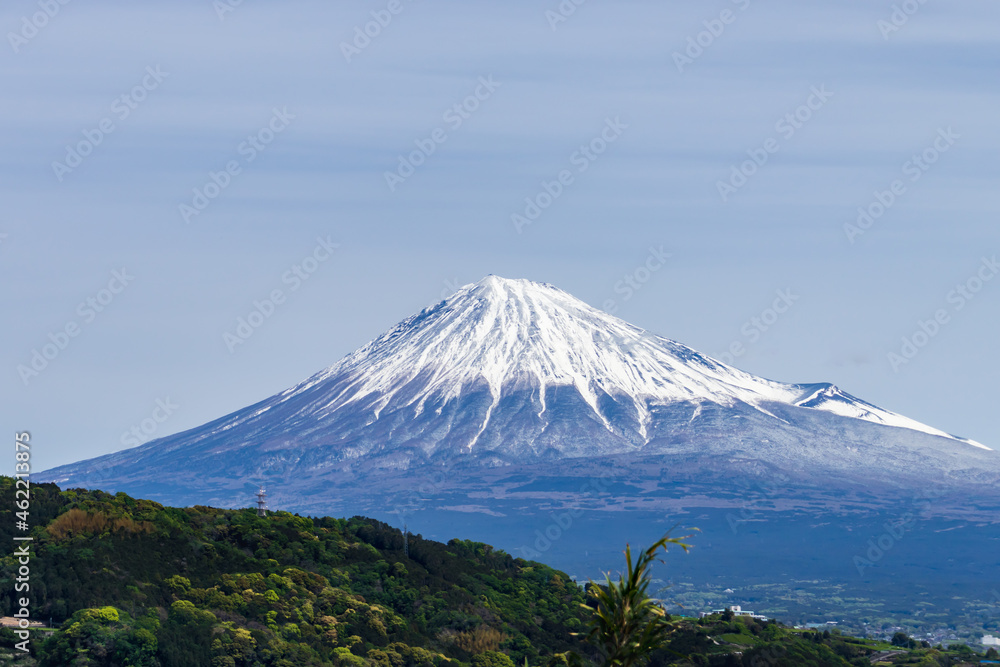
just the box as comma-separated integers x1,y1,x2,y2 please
37,606,158,667
472,649,518,667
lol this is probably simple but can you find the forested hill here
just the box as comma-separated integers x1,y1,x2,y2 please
0,477,590,666
2,479,994,666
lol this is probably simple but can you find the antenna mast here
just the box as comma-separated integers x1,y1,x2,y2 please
256,486,268,517
403,523,409,558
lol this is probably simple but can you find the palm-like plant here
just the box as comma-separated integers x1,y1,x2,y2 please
552,533,693,667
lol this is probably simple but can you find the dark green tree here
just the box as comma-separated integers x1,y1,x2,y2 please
156,600,217,666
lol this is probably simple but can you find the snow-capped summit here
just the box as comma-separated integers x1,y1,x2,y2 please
281,275,986,452
38,276,997,507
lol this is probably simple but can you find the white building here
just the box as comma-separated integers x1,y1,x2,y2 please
701,605,769,621
982,635,1000,647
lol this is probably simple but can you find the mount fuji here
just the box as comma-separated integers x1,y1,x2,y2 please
39,275,996,509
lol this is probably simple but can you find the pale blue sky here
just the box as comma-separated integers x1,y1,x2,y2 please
2,0,998,473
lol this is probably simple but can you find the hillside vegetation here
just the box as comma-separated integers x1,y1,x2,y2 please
0,478,994,666
0,479,589,666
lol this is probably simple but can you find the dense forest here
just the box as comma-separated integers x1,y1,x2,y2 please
0,478,995,666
